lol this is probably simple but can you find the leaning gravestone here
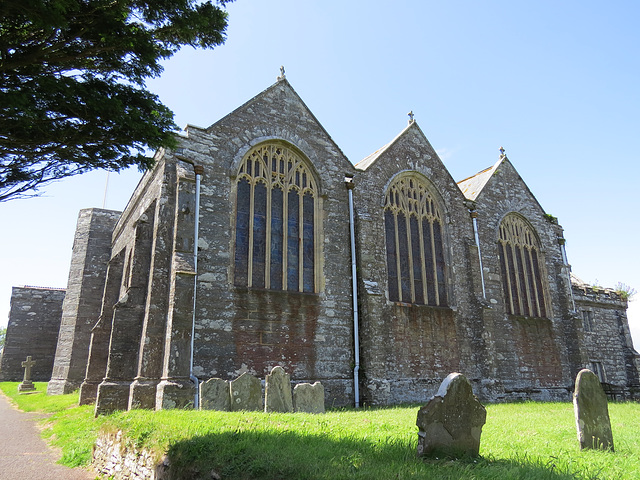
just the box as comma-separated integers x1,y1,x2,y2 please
18,356,36,393
230,372,262,411
200,378,231,411
573,368,614,451
264,366,293,413
416,373,486,458
293,382,325,414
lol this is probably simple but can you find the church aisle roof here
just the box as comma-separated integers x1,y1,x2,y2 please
355,123,413,171
457,158,504,201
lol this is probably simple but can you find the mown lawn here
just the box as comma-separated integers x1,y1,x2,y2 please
1,382,639,479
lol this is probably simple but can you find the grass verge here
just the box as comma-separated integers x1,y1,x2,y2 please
1,382,639,479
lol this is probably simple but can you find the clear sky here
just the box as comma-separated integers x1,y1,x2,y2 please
1,1,639,347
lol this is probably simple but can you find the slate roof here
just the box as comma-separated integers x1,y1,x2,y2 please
456,158,504,201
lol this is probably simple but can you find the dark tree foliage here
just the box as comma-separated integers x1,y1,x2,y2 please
0,0,231,201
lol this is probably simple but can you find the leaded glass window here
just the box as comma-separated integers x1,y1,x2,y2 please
234,143,317,293
498,214,548,318
384,175,448,306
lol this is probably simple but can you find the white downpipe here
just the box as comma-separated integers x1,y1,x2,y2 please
190,165,203,409
471,211,486,299
346,179,360,408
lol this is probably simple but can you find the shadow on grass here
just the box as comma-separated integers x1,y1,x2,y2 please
163,429,579,480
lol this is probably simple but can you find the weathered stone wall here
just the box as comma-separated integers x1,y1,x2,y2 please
165,80,357,407
573,283,640,396
93,430,161,479
0,286,65,381
353,123,486,405
472,158,574,401
48,208,121,395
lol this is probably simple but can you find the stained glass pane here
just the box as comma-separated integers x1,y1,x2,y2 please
498,243,512,314
506,244,520,315
515,246,530,316
270,187,284,290
287,190,300,291
397,213,411,302
524,249,538,317
410,215,424,304
532,250,546,318
422,218,436,306
252,183,267,288
385,210,399,302
234,179,251,286
433,221,447,306
303,193,314,292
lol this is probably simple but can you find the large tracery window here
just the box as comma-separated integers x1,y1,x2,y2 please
498,214,548,318
234,143,318,293
384,175,448,306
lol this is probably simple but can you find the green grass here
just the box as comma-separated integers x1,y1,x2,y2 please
2,382,639,479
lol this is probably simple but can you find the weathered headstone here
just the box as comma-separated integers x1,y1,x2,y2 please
18,356,36,392
573,368,614,451
200,378,231,411
264,366,293,413
416,373,486,458
229,372,262,411
293,382,325,414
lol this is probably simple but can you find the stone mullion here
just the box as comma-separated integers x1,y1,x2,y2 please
393,210,402,302
528,248,542,317
501,241,515,315
406,212,416,303
282,187,289,290
298,187,304,292
265,179,273,289
429,220,439,306
418,215,428,306
247,178,255,288
509,243,523,314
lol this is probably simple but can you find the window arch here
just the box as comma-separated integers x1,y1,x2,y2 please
498,214,548,317
384,175,448,306
233,142,318,293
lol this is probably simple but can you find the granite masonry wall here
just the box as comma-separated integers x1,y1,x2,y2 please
39,76,639,410
0,286,65,381
48,208,121,395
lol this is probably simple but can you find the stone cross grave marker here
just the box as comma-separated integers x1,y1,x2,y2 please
573,368,614,451
18,356,36,392
416,372,486,458
265,366,293,413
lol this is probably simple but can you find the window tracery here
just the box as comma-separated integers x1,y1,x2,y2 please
234,143,317,293
498,214,548,318
384,175,448,306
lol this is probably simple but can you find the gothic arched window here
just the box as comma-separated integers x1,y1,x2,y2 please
384,175,448,306
498,214,548,318
234,143,318,293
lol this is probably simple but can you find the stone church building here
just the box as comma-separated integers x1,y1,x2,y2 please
7,75,638,412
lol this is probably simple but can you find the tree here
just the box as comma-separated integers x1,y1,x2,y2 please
0,0,232,202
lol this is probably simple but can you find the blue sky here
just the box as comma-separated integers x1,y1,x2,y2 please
1,0,639,346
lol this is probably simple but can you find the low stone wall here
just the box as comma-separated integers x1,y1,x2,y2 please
93,430,166,480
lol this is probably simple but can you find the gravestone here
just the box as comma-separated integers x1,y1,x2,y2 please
18,356,36,392
264,366,293,413
293,382,325,414
573,368,614,451
200,378,231,411
230,373,262,411
416,373,486,458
